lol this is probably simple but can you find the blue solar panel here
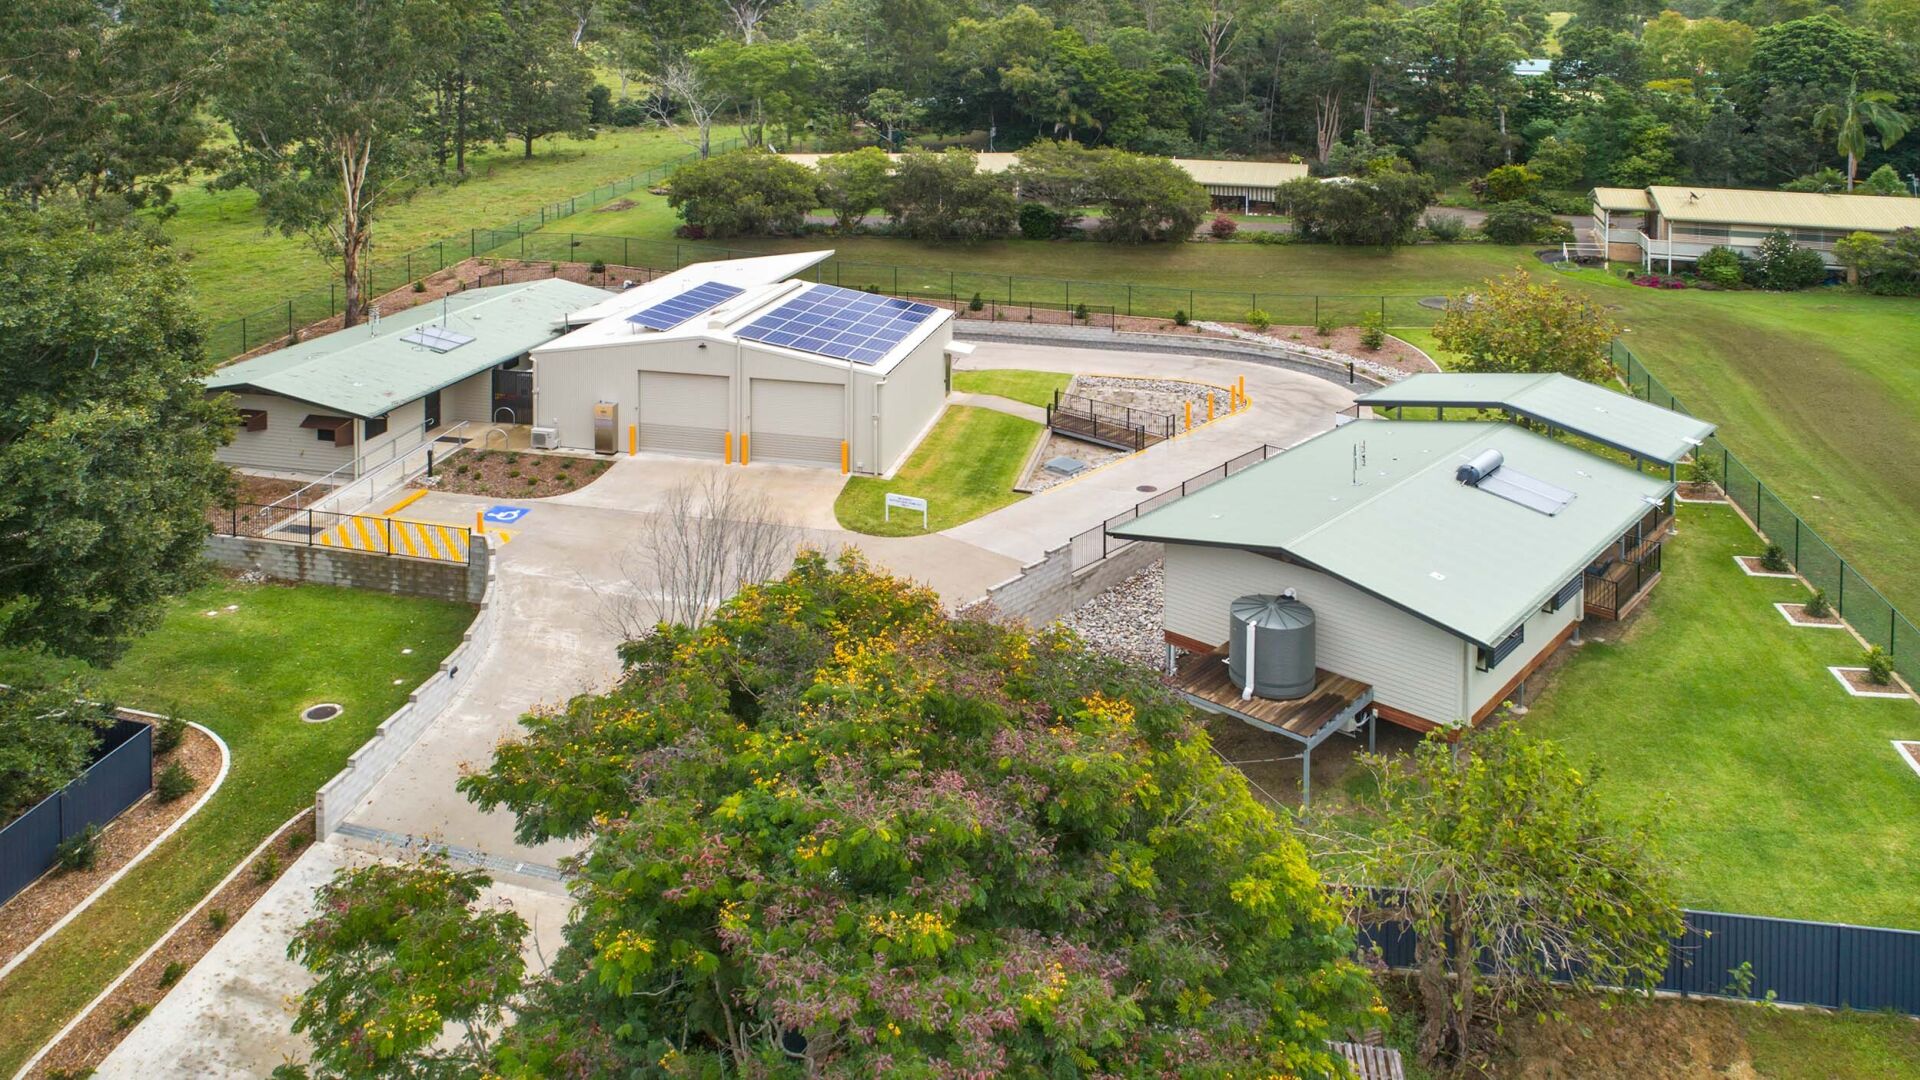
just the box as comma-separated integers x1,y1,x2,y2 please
626,281,745,331
735,285,939,365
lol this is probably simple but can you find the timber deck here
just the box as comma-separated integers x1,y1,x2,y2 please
1172,645,1373,742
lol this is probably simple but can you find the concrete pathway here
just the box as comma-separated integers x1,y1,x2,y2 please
96,840,572,1079
944,341,1354,564
949,390,1047,424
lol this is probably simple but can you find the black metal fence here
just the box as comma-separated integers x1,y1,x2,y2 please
1071,444,1283,570
205,138,745,361
1360,905,1920,1015
213,501,477,562
0,718,154,905
1047,389,1179,451
1613,341,1918,687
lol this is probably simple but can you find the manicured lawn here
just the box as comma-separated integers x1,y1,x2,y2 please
0,580,474,1076
952,368,1071,409
160,128,697,324
1525,503,1919,927
835,406,1043,535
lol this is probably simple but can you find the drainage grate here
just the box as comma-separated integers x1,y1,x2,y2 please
301,702,343,723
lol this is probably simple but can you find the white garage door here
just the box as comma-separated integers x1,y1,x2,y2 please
638,371,729,456
751,379,845,467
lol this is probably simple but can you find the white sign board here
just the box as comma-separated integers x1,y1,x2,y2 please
884,492,929,529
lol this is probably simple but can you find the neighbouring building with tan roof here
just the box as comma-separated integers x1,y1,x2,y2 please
1589,184,1920,272
781,151,1310,213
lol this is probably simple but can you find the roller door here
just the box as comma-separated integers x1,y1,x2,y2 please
750,379,845,467
638,371,729,456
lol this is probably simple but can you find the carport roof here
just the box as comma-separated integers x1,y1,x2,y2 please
1109,420,1673,649
1355,372,1715,466
206,278,606,418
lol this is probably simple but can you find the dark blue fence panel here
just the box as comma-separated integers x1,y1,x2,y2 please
0,717,154,906
1835,923,1920,1013
0,795,64,902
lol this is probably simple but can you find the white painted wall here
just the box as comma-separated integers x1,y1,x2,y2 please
1464,587,1581,717
1162,545,1469,725
442,368,495,425
216,392,355,477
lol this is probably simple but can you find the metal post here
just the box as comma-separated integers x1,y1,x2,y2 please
1368,714,1376,753
240,316,247,351
1839,567,1845,613
1794,518,1800,567
1302,746,1311,807
427,449,435,478
307,509,314,546
231,506,238,535
1126,284,1132,315
385,517,392,556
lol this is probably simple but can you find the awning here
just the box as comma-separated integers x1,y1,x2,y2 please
1355,373,1715,467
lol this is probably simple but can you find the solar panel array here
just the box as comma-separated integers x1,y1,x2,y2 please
400,326,476,353
627,281,746,331
735,285,939,365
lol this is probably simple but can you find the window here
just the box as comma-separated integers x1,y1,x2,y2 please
1477,624,1526,671
299,414,355,448
364,414,388,439
236,408,268,432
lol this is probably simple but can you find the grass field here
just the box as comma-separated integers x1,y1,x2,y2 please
159,128,700,324
536,195,1920,616
1525,502,1919,927
836,406,1043,535
0,581,474,1076
952,369,1071,409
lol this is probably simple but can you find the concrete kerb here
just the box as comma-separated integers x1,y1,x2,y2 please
0,718,232,985
952,322,1390,392
9,808,311,1080
313,538,501,836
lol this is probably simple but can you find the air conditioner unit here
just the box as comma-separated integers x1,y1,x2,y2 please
530,427,559,449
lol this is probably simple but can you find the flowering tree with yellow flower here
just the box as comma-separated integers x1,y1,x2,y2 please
446,550,1374,1075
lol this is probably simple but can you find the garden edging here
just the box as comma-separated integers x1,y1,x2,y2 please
951,322,1390,391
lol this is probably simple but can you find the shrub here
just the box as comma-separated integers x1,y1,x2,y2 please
1072,302,1088,321
667,150,820,238
1249,229,1293,245
48,1067,96,1080
156,760,196,803
1802,589,1832,619
1422,212,1467,241
1864,646,1895,685
1694,246,1744,288
1685,455,1719,486
557,458,575,471
1279,171,1436,247
159,960,187,987
1245,308,1271,331
1761,544,1789,572
1749,231,1828,291
1480,200,1552,244
113,1003,151,1031
208,908,230,931
254,851,282,884
968,292,984,312
883,149,1016,241
153,711,187,754
587,84,614,125
287,828,311,852
56,825,100,872
1315,317,1336,336
1359,315,1386,351
1480,164,1540,204
589,260,606,275
1017,201,1065,241
1209,213,1238,239
1173,308,1189,326
411,281,426,293
610,100,646,128
815,147,894,233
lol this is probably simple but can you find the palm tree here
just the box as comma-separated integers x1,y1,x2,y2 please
1813,77,1911,191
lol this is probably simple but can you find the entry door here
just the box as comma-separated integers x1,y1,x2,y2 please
423,389,442,431
638,371,729,456
750,379,845,467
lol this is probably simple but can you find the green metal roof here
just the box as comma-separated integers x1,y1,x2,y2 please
1355,373,1716,466
1109,421,1673,648
205,279,608,418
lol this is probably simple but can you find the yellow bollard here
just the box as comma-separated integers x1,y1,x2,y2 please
841,440,849,474
628,425,636,456
1185,400,1192,431
724,432,733,464
741,433,750,466
1207,393,1214,422
474,510,485,535
1238,375,1246,402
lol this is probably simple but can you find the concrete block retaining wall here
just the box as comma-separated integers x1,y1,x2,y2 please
204,534,489,605
313,542,500,835
985,540,1163,626
952,322,1389,391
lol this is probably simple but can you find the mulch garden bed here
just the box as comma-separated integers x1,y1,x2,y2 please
0,723,224,973
1209,322,1436,374
1776,602,1844,627
23,810,316,1080
207,471,332,538
417,449,613,499
1830,666,1909,699
1734,555,1795,578
1898,741,1920,777
1675,481,1725,502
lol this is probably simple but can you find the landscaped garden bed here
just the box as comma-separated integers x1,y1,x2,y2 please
418,449,612,498
21,811,315,1080
1829,666,1910,700
1776,601,1844,627
206,471,331,537
1675,480,1725,502
0,722,224,976
835,406,1042,535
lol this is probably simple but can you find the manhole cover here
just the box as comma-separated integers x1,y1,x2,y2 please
1137,484,1158,492
301,702,343,723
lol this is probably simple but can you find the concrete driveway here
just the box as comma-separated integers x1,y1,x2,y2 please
944,341,1353,564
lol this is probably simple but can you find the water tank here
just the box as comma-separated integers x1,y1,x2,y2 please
1455,448,1504,485
1227,594,1317,700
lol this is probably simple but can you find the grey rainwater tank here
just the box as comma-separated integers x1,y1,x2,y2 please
1227,594,1317,700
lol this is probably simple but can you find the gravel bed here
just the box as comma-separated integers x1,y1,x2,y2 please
1067,375,1218,417
1023,433,1126,491
1193,321,1412,382
1060,560,1166,670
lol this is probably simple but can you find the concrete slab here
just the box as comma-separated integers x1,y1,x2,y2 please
94,841,572,1080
